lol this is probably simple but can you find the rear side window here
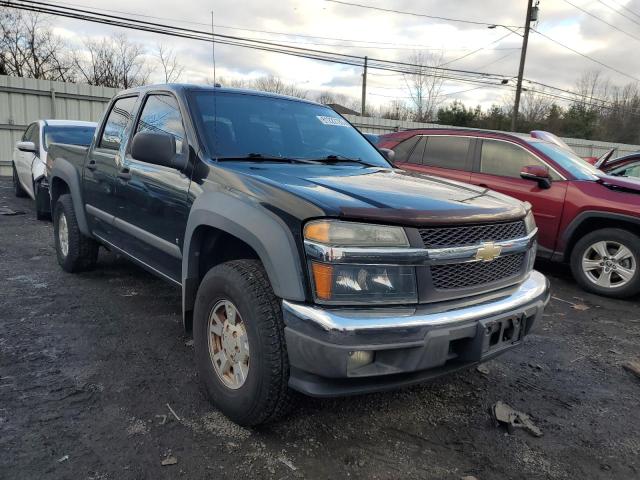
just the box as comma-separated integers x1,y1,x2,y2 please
423,136,471,171
99,96,138,150
481,140,552,179
135,94,185,153
391,135,420,162
407,136,427,164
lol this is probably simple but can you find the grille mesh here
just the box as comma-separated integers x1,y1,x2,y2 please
431,253,525,290
419,221,526,249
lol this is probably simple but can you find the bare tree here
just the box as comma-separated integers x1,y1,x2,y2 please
518,90,553,125
155,43,184,83
252,75,308,99
380,99,413,120
404,51,445,122
74,34,151,88
575,70,610,111
0,7,75,81
314,90,360,111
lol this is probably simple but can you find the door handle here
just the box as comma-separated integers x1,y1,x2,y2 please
86,160,97,171
117,168,132,181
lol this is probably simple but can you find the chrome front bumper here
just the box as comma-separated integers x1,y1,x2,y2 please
282,270,550,396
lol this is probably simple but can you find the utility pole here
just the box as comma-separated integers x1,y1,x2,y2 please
361,56,368,116
511,0,536,132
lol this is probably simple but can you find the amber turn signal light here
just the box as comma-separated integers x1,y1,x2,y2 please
311,262,333,300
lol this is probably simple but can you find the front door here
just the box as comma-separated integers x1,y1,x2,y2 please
83,95,138,242
469,138,568,255
114,93,191,283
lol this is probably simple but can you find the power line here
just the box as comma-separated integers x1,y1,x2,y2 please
531,27,640,83
563,0,640,43
441,30,517,67
596,0,640,27
2,0,511,88
323,0,521,28
52,0,520,52
607,0,640,20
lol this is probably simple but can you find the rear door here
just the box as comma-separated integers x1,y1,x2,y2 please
469,138,568,254
84,95,139,241
114,92,192,283
394,134,473,184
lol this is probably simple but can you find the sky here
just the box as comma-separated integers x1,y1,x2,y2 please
45,0,640,110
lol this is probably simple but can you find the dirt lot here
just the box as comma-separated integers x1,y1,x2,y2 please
1,176,639,480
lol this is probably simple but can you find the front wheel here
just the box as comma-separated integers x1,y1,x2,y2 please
193,259,294,426
570,228,640,298
12,163,27,198
53,194,99,272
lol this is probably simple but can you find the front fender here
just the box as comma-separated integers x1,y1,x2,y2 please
182,191,306,322
50,158,90,236
31,156,46,183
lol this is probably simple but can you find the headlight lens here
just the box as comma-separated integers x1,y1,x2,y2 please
310,262,417,305
304,220,409,247
524,210,537,233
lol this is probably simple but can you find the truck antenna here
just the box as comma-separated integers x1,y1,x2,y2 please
211,10,217,86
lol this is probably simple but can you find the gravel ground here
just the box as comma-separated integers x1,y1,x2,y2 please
1,176,639,480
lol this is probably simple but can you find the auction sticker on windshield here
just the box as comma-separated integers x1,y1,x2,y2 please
317,116,349,127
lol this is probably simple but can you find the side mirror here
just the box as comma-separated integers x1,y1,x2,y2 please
131,132,186,170
379,147,395,163
520,165,551,189
17,141,36,152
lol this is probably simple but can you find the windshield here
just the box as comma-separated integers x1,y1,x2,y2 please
44,125,96,150
531,141,601,180
189,91,390,167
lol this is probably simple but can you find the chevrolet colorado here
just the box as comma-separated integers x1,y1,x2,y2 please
47,85,549,426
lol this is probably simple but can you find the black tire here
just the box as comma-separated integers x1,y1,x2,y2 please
193,259,294,426
570,228,640,298
34,179,51,221
12,163,27,198
53,194,99,273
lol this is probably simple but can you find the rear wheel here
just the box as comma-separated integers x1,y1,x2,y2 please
193,259,294,426
570,228,640,298
12,163,27,198
53,194,99,272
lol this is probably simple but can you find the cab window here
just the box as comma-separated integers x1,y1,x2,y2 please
480,139,560,180
135,94,186,153
391,135,420,162
99,96,138,150
423,136,471,170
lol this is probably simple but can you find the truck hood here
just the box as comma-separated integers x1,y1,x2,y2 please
222,163,527,225
596,173,640,194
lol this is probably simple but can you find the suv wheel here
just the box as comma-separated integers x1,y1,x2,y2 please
570,228,640,298
12,163,27,198
193,259,293,426
53,194,99,272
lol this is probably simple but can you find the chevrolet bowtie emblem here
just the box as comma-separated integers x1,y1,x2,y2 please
475,242,502,262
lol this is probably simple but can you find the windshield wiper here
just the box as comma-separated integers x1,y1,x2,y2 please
310,155,378,167
217,153,319,164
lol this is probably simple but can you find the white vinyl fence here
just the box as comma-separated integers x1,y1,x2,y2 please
1,74,638,176
0,75,118,176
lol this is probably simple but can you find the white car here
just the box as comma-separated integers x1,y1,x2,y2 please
12,120,97,219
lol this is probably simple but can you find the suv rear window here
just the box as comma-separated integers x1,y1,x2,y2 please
423,136,471,170
391,135,420,162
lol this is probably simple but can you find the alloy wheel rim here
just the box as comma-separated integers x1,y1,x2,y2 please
58,213,69,258
582,240,636,289
207,299,250,390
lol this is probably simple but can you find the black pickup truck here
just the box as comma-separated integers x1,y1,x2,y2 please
47,84,549,426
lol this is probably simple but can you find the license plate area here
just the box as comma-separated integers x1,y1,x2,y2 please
479,315,524,357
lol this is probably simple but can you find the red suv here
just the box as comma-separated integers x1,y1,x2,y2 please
379,128,640,298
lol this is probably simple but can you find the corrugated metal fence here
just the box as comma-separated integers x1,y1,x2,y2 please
344,115,640,158
1,75,638,176
0,75,118,175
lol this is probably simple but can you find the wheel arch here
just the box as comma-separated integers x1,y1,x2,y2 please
49,158,90,236
182,192,306,331
561,211,640,262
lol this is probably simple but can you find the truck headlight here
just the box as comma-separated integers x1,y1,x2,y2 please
304,220,409,247
304,220,417,305
524,210,537,233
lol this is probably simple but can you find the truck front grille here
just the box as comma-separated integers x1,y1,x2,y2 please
430,253,526,290
419,221,526,249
